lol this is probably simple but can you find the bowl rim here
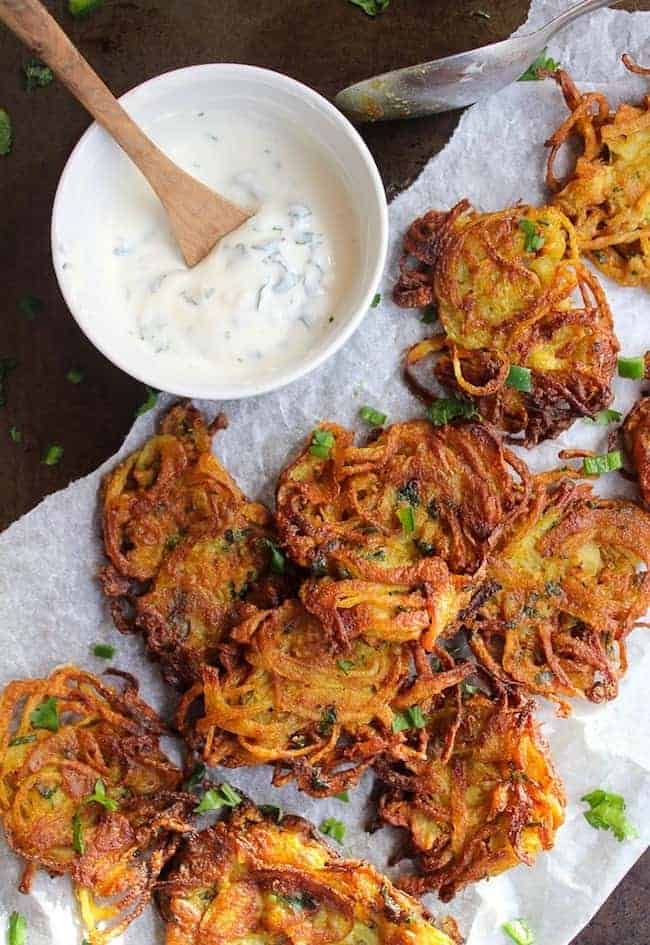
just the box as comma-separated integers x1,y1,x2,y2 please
51,62,389,401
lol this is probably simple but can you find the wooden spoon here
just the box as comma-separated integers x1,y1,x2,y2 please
0,0,252,267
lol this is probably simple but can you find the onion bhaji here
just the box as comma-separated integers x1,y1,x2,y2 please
0,666,192,945
393,201,618,445
374,682,565,902
176,599,471,798
157,802,462,945
623,395,650,507
546,64,650,288
100,404,292,688
462,475,650,708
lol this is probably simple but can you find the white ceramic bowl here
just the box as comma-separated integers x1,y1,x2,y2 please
51,64,388,400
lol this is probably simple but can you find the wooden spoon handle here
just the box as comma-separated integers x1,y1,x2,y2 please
0,0,182,200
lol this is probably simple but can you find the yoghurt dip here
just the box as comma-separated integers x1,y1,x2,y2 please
57,103,362,391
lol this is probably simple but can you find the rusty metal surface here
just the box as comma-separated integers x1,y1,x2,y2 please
0,2,648,942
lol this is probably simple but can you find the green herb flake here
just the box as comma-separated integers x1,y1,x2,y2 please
348,0,389,17
85,778,119,812
584,409,622,425
0,358,18,407
0,110,12,156
335,791,350,802
337,659,355,675
309,428,335,459
263,538,286,575
582,789,638,842
30,696,59,732
460,680,480,697
320,817,346,843
392,705,426,733
259,803,283,821
519,48,560,81
319,705,338,734
518,218,545,253
135,386,159,417
72,812,85,854
66,368,84,384
185,763,207,792
42,443,64,466
8,912,27,945
618,356,645,380
23,59,54,91
506,364,533,392
18,294,44,320
502,918,535,945
396,505,415,536
428,396,477,426
9,426,22,444
370,292,381,307
194,783,242,814
92,643,115,660
68,0,104,15
359,405,387,427
8,734,37,747
582,450,622,476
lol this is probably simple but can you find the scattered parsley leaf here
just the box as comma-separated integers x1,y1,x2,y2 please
68,0,104,15
502,918,535,945
18,294,44,320
519,48,560,81
335,791,350,802
9,426,22,444
85,778,119,812
370,292,381,307
359,405,387,427
584,409,622,425
428,396,477,426
194,783,242,814
135,386,158,417
392,705,426,733
337,659,355,675
310,428,335,459
72,812,85,854
92,643,115,659
582,789,638,842
422,305,437,324
320,817,346,843
348,0,389,16
319,705,338,734
23,59,54,91
0,110,12,156
30,696,59,732
42,443,64,466
0,357,18,407
519,218,545,253
66,368,84,384
460,680,480,697
263,538,285,575
8,912,27,945
185,763,206,792
506,364,533,392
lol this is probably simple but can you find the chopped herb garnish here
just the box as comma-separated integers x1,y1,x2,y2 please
519,218,545,253
262,538,285,575
92,643,115,659
582,789,638,841
545,580,562,597
519,48,560,81
72,812,85,854
23,59,54,91
68,0,103,15
582,450,622,476
18,294,44,320
335,791,350,802
396,505,415,535
618,356,645,380
396,480,420,506
502,918,535,945
359,405,387,427
42,443,64,466
0,110,12,156
348,0,389,16
584,409,622,425
30,696,59,732
370,292,381,307
319,705,338,734
259,803,283,821
460,680,480,697
337,659,355,675
392,705,426,733
66,368,84,384
135,385,159,416
194,783,242,814
428,396,477,426
310,428,335,459
506,364,533,392
320,817,346,843
8,912,27,945
184,763,207,792
85,778,119,812
0,357,18,407
9,734,37,747
9,426,22,444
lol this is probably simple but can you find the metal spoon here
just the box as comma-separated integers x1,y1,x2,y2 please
335,0,623,122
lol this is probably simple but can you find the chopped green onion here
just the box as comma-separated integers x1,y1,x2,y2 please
502,918,535,945
396,505,415,535
618,356,645,380
583,409,622,425
582,789,638,842
309,428,335,459
518,218,545,253
85,778,118,812
72,812,85,854
0,110,12,156
359,405,387,427
184,763,206,792
319,705,337,734
582,450,622,476
422,306,438,324
506,364,533,392
370,293,381,308
348,0,389,17
460,680,480,697
259,803,283,821
8,912,27,945
42,443,64,466
335,791,350,802
519,48,560,81
68,0,104,15
392,705,426,733
92,643,115,659
194,783,242,814
263,538,286,575
135,386,158,417
428,396,477,426
9,426,22,444
320,817,346,843
30,696,59,732
23,59,54,91
9,734,37,747
66,368,84,384
337,659,355,675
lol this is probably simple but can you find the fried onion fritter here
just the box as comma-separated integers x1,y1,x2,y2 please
100,404,293,687
462,475,650,708
0,666,192,945
157,802,462,945
276,418,527,588
374,684,565,902
623,396,650,508
175,599,470,798
393,202,618,445
546,65,650,288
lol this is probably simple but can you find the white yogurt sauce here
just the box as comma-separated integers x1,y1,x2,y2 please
62,105,361,389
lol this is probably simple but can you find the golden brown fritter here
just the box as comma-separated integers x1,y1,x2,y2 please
157,802,463,945
623,396,650,508
374,683,565,902
462,475,650,709
175,599,471,798
276,419,527,588
393,202,618,445
100,404,293,687
546,65,650,288
0,666,192,945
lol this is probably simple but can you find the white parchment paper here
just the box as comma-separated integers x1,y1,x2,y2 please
1,1,649,942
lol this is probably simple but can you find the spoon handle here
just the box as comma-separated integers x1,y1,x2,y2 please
543,0,624,38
